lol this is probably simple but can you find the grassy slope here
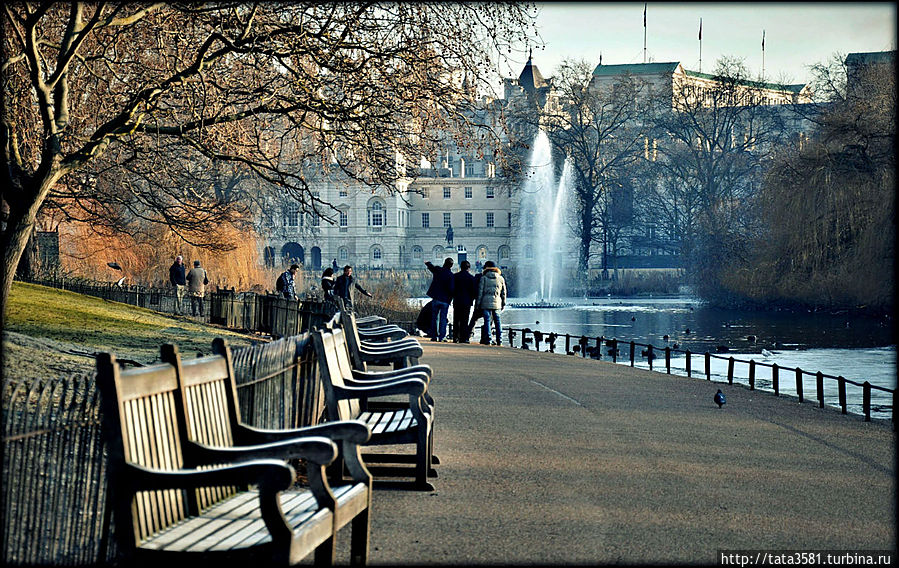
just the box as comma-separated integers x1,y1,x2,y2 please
3,282,260,380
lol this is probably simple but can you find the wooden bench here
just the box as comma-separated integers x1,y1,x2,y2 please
161,338,373,565
338,310,423,370
96,348,367,566
312,326,436,490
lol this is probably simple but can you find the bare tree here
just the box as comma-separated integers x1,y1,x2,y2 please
740,52,895,311
1,2,537,319
540,59,651,281
647,57,789,300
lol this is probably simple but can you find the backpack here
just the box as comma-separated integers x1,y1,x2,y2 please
276,273,286,292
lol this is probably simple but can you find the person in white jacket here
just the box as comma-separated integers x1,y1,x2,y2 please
475,260,506,346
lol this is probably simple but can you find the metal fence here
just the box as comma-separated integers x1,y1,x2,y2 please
504,327,895,423
2,334,324,566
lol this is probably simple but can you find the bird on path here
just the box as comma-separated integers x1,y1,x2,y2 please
714,389,726,408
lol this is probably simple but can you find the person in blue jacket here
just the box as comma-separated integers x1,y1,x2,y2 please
425,257,454,342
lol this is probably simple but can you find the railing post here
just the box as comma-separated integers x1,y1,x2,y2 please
685,349,692,377
611,339,618,363
816,371,824,408
595,336,602,359
665,347,671,374
630,342,636,367
565,334,571,354
580,336,588,358
772,364,779,396
749,360,755,390
727,357,734,385
647,344,654,371
705,352,711,380
863,381,871,422
795,367,804,403
838,376,847,414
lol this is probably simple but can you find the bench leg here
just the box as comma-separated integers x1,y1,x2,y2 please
350,506,371,565
415,426,434,490
314,535,336,566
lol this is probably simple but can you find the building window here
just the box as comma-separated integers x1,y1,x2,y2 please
443,187,451,199
372,246,382,261
339,210,348,231
464,186,473,199
465,212,472,228
486,186,495,199
339,186,348,197
499,245,510,260
443,213,451,227
486,212,494,228
422,212,430,228
412,246,423,260
338,247,349,262
368,201,384,227
285,206,299,227
507,212,511,227
464,161,475,177
525,245,534,259
421,187,429,199
433,245,445,260
308,212,321,227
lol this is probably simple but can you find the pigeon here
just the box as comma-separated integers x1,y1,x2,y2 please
714,389,726,408
761,349,773,357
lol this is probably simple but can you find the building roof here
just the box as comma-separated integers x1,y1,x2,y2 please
518,53,549,94
684,69,806,94
845,50,895,66
592,62,681,76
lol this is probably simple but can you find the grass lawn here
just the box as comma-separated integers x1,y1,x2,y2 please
3,282,261,381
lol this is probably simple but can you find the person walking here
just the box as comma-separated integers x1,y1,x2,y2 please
476,260,506,346
168,255,187,315
451,260,476,343
277,264,299,300
332,258,339,272
425,257,454,342
334,265,373,313
186,260,208,317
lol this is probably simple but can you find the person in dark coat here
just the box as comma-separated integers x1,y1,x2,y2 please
334,265,372,313
424,257,454,342
466,270,487,344
277,264,299,300
451,260,477,343
321,267,336,304
168,255,187,315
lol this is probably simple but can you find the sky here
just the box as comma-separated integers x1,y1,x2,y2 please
499,2,896,86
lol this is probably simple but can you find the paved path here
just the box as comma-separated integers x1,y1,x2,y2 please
337,342,895,565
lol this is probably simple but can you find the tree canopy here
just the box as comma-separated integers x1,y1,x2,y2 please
1,2,538,318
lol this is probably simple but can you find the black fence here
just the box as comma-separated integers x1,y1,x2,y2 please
502,326,895,423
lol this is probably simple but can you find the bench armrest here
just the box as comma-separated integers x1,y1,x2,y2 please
351,364,433,381
359,337,420,351
334,377,426,400
184,435,338,466
122,459,294,492
234,420,371,446
358,329,409,342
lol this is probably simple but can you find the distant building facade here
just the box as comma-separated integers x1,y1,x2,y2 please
259,51,880,277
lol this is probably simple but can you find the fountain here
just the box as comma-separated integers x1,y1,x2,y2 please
512,130,575,308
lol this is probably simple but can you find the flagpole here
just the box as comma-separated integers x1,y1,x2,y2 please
698,18,702,73
643,3,647,64
761,30,766,79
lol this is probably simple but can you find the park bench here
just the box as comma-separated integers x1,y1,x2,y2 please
312,326,436,490
160,339,373,565
96,347,368,566
338,310,423,370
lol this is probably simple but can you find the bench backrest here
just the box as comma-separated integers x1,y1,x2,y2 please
338,310,368,371
312,327,361,421
160,342,242,508
96,354,203,550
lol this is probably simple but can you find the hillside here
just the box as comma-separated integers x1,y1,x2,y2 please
3,282,262,382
